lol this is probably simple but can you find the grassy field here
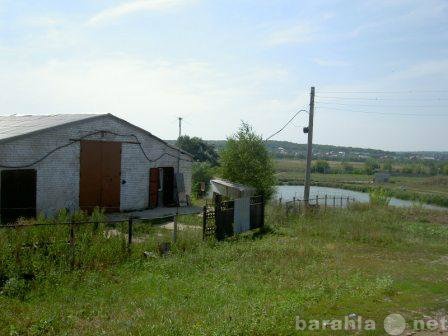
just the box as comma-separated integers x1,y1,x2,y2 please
275,159,448,207
1,205,448,335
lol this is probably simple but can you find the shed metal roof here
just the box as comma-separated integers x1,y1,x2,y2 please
0,113,193,159
0,114,101,142
210,178,256,192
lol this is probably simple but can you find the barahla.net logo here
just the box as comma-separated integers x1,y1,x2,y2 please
296,312,448,334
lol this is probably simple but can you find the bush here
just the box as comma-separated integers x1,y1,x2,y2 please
220,122,276,200
369,188,391,206
192,162,213,198
312,160,330,173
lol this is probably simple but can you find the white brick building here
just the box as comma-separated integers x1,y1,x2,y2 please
0,114,192,223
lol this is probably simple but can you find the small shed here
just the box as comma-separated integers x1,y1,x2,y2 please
210,178,256,199
374,172,390,183
0,114,193,224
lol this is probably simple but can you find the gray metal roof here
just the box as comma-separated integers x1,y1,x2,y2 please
0,114,102,142
0,113,193,159
210,178,256,191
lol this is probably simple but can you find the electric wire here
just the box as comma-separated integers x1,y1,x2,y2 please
316,101,448,108
316,95,448,101
317,105,448,117
264,109,308,141
0,130,190,169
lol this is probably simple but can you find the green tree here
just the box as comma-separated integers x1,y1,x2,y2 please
220,122,276,199
176,135,219,166
312,160,330,174
191,162,213,198
382,160,393,172
443,163,448,175
364,159,380,175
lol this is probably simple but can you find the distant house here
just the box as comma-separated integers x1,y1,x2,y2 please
374,172,390,183
0,114,193,224
210,178,256,199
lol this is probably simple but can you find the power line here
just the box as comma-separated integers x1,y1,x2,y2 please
317,105,448,117
316,101,448,108
0,130,190,169
264,109,308,141
316,95,448,101
318,89,448,94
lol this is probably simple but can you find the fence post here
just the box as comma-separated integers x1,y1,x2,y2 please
173,215,178,243
333,196,336,207
340,196,343,208
202,205,207,240
324,195,327,210
346,196,350,207
127,217,133,252
261,195,265,228
316,195,319,207
69,219,75,270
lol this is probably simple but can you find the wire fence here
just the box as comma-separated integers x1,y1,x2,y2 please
277,194,357,213
0,211,202,270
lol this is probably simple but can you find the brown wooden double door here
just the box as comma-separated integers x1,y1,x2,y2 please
79,141,121,213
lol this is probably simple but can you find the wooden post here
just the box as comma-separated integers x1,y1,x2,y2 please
202,205,207,240
261,195,265,228
304,86,315,207
346,196,350,207
69,220,75,270
333,195,336,207
127,217,133,252
340,196,343,208
316,195,319,207
324,194,327,210
173,215,178,243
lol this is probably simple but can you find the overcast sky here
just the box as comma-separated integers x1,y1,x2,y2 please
0,0,447,151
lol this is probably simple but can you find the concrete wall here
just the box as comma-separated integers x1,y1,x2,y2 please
0,115,192,216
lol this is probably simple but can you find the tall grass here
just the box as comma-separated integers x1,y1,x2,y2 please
0,206,208,300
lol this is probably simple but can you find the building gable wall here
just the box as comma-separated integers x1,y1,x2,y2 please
0,115,192,216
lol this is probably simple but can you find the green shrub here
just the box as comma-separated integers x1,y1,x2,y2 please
369,188,391,206
192,162,213,198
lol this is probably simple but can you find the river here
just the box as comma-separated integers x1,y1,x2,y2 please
275,185,447,211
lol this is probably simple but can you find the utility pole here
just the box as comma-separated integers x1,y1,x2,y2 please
178,117,183,139
304,86,315,206
174,116,183,243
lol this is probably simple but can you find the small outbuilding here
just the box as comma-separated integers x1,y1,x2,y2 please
374,172,390,183
210,178,256,199
0,114,193,224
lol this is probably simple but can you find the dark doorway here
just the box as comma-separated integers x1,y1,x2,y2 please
79,141,121,213
148,167,175,208
1,169,37,224
162,167,175,206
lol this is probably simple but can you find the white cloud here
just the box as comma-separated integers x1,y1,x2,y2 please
0,56,292,139
313,58,349,67
87,0,189,26
265,23,315,46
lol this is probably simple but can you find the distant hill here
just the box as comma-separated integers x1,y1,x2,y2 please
167,140,448,162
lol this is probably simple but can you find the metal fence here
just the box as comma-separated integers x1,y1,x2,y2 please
278,195,357,213
0,213,192,269
202,195,265,241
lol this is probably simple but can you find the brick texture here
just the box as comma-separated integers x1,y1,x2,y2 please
0,115,192,216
